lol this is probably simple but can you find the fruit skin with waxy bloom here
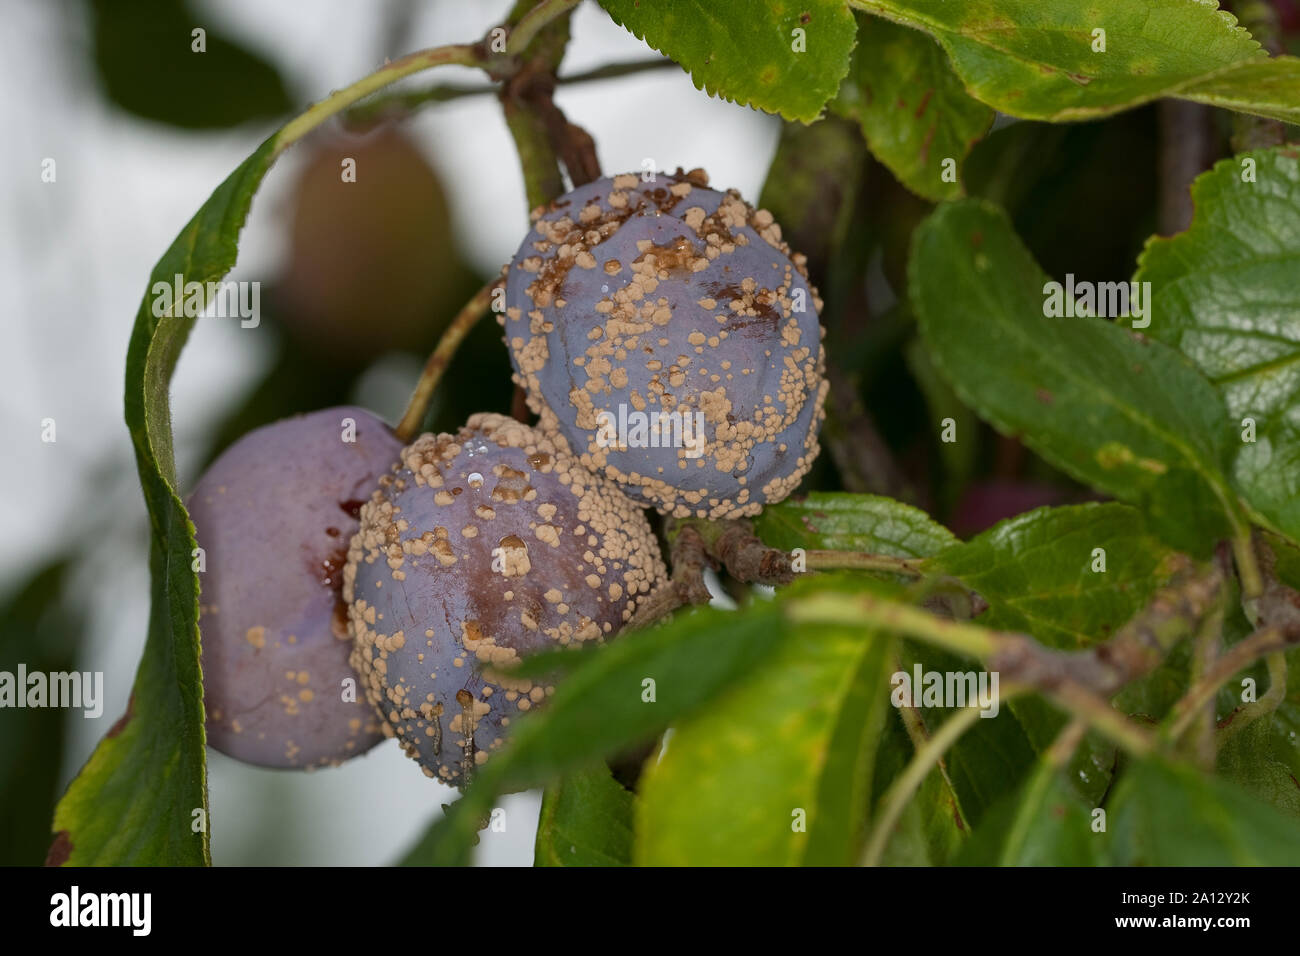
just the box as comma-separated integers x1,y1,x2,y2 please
502,169,828,521
188,406,401,769
344,412,666,788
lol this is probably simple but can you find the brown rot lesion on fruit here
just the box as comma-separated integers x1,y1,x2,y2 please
344,413,667,789
501,171,829,521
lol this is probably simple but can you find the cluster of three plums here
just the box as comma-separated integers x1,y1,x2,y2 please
190,171,827,786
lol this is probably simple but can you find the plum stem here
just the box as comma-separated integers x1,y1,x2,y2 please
626,522,716,631
273,44,487,160
507,0,582,56
395,280,501,443
342,57,678,129
804,550,923,576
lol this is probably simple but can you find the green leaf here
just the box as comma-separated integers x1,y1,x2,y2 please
779,580,1043,826
1179,57,1300,125
926,503,1181,650
910,199,1242,555
598,0,857,122
1109,758,1300,864
1272,532,1300,588
754,491,958,558
832,13,993,200
871,708,968,864
1002,695,1116,806
51,139,280,866
401,596,791,866
904,338,978,510
534,763,635,866
635,615,896,865
899,642,1038,826
52,37,481,865
90,0,293,130
1218,718,1300,820
926,502,1183,804
955,759,1100,865
853,0,1300,124
1133,146,1300,542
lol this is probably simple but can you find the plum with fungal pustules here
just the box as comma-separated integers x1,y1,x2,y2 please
344,412,666,787
502,169,827,520
188,407,401,769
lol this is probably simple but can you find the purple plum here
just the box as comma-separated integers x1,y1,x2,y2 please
187,407,401,769
503,169,828,519
344,412,667,787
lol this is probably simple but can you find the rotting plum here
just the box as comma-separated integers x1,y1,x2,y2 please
502,169,828,520
344,412,667,788
188,407,401,769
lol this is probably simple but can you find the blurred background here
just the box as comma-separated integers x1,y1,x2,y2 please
0,0,779,866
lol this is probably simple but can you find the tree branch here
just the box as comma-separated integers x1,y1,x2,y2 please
625,521,716,630
790,563,1221,754
985,560,1222,697
342,59,676,128
507,0,582,56
1156,100,1217,236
